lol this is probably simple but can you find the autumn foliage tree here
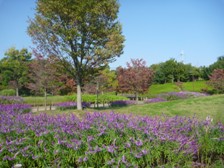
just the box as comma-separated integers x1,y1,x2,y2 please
117,59,154,101
207,69,224,93
28,54,59,109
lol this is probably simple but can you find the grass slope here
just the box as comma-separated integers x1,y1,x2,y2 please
147,80,212,97
113,94,224,123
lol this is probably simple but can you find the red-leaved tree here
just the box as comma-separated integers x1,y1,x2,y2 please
27,53,60,109
117,59,154,101
208,69,224,93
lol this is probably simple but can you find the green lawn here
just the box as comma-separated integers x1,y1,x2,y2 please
112,94,224,122
36,94,224,123
183,80,212,92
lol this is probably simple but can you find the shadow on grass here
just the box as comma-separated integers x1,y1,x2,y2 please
91,105,130,111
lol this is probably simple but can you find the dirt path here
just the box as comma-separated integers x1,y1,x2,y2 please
31,106,56,112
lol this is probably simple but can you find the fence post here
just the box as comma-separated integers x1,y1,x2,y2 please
37,104,39,112
50,102,52,111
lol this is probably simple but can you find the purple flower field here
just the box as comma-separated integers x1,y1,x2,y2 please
0,104,223,167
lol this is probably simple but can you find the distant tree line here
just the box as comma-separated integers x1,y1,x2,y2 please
150,56,224,84
0,47,224,97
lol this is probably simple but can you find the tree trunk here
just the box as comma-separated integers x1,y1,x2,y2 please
16,88,19,97
96,81,99,108
76,77,82,110
44,89,47,111
135,92,139,104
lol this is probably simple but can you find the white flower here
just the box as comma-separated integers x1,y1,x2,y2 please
206,116,213,122
14,164,22,168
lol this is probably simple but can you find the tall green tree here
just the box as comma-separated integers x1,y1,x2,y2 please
151,59,201,84
28,0,124,110
160,59,178,83
201,56,224,80
0,47,31,96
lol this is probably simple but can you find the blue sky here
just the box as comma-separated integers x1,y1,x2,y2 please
0,0,224,68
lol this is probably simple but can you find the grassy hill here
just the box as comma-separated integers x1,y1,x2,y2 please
109,94,224,123
147,80,212,97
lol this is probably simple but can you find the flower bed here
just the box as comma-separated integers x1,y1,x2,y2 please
0,105,223,167
158,91,209,101
55,101,91,110
110,100,136,107
144,97,167,104
0,104,31,114
0,96,24,104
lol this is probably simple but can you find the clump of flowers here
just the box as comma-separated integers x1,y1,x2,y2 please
55,101,91,110
0,96,24,104
158,91,208,101
110,100,136,107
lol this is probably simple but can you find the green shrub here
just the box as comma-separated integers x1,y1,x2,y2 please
0,89,15,96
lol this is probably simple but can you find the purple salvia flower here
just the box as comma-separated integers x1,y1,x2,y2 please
107,159,115,165
141,149,148,155
107,145,115,153
121,155,127,163
135,139,143,147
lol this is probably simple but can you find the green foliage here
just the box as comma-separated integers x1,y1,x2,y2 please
201,56,224,80
0,47,31,96
151,59,201,84
23,96,69,106
197,121,224,165
0,89,16,96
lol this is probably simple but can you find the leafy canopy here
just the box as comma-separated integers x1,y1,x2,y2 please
117,59,154,99
0,47,31,96
28,0,124,109
28,0,124,82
